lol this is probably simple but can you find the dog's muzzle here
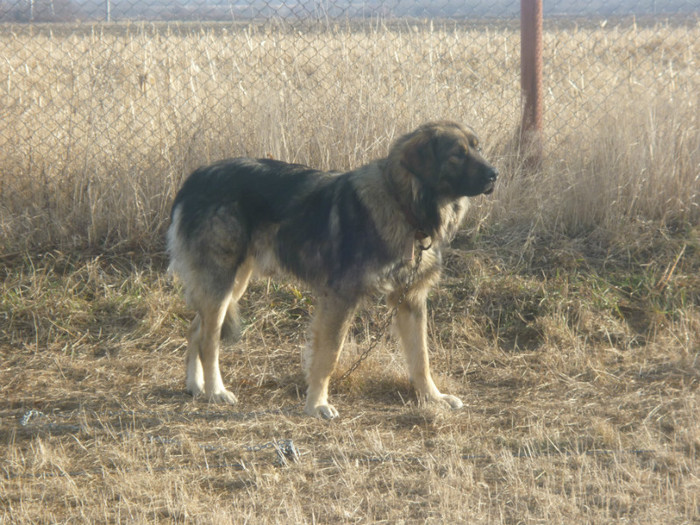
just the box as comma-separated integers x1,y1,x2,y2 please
483,167,498,195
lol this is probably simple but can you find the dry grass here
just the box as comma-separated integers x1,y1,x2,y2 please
0,19,698,251
1,17,699,524
1,240,698,523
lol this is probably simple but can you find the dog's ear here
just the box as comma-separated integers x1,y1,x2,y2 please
411,178,441,236
400,130,442,235
400,130,438,182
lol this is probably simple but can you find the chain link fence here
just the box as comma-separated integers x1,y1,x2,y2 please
0,1,698,252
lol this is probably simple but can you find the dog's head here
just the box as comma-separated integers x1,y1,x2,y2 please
394,121,498,198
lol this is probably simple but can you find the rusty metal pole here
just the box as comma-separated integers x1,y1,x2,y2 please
520,0,544,167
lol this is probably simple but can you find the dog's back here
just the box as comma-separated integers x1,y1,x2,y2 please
171,158,323,243
168,157,396,298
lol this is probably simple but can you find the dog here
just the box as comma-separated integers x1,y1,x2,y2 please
167,121,498,419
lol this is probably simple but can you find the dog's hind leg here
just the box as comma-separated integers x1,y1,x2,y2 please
392,292,463,410
195,294,238,404
220,258,255,343
304,294,357,419
185,259,254,404
185,313,205,396
185,292,236,404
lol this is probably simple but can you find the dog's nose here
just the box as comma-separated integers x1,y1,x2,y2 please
489,168,499,181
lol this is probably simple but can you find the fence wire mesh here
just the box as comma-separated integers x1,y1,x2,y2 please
0,1,698,251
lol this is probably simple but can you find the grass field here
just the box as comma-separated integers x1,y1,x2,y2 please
1,18,699,523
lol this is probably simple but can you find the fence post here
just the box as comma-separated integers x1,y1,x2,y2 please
520,0,543,167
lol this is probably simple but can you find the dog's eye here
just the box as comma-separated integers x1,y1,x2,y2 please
471,140,481,152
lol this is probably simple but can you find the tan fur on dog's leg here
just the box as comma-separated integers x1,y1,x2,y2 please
304,295,357,419
231,258,254,303
185,313,204,396
197,298,237,404
395,298,463,409
221,258,254,341
185,261,253,403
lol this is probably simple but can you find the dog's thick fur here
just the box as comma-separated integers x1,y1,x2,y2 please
167,121,498,419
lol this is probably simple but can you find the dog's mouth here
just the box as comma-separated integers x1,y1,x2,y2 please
483,182,495,195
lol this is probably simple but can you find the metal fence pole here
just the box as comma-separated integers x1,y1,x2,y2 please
520,0,544,166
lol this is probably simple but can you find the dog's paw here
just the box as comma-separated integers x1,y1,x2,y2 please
207,389,238,405
305,403,339,420
439,394,463,410
186,381,204,398
417,392,464,410
185,362,204,398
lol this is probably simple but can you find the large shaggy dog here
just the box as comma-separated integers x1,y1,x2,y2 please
167,121,498,419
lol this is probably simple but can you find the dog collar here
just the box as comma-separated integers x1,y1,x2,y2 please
404,231,432,262
383,171,433,262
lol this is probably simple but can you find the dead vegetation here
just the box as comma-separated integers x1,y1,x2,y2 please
1,18,699,524
1,19,698,252
1,226,698,523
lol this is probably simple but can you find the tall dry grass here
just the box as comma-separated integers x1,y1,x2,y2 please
0,19,697,254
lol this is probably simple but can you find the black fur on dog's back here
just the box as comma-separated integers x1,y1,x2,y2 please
172,158,322,241
170,158,394,299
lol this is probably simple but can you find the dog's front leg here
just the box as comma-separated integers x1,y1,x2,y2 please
394,295,463,410
304,294,356,419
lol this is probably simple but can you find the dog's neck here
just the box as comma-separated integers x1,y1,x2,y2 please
383,169,433,261
384,171,423,230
